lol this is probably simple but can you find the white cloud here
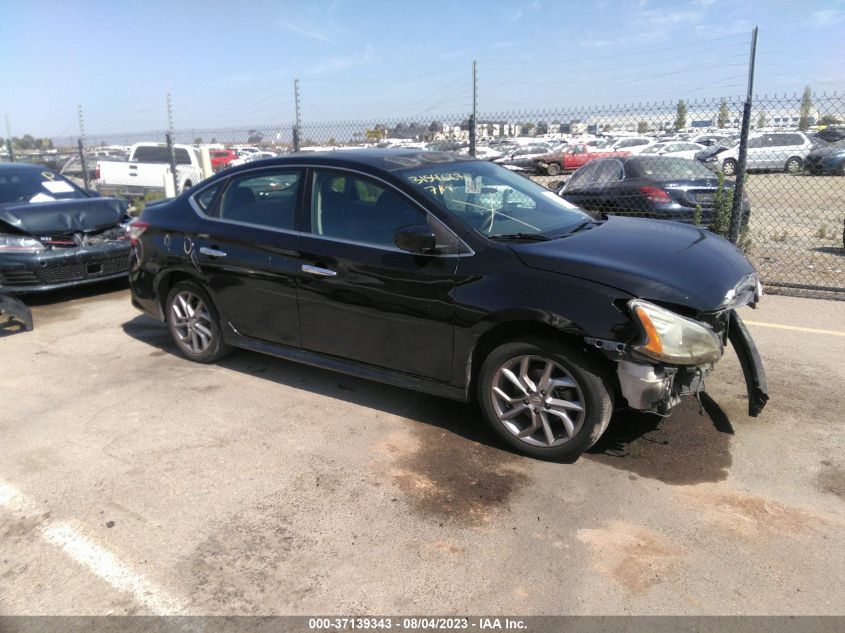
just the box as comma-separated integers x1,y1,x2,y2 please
642,10,703,27
277,18,333,42
810,9,843,26
307,44,375,75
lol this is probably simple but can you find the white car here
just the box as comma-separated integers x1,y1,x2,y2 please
639,141,706,161
698,132,818,175
230,150,278,167
611,137,656,155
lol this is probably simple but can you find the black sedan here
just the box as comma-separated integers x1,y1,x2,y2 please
130,149,767,460
559,156,749,226
0,163,131,293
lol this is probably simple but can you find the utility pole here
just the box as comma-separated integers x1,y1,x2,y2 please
77,104,86,150
166,92,178,195
469,59,478,158
293,78,302,152
4,113,13,162
730,26,758,245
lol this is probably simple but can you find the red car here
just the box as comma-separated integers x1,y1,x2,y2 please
210,149,237,171
535,144,630,176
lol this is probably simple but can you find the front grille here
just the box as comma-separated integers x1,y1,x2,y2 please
0,253,130,287
0,270,40,286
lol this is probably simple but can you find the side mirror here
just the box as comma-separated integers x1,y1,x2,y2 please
394,224,437,254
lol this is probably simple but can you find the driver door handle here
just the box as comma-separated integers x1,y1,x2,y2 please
302,264,337,277
199,246,227,258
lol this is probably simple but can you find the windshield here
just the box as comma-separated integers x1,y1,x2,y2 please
640,144,664,154
627,157,716,180
0,168,87,205
401,160,589,237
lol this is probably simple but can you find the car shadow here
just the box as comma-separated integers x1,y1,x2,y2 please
812,246,844,256
122,313,736,479
121,314,499,450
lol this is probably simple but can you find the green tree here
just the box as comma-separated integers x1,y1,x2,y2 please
602,124,613,133
193,137,203,144
757,111,768,128
798,86,813,131
247,130,264,144
536,121,549,135
637,121,649,134
519,122,535,136
717,98,730,128
674,100,688,130
818,114,842,126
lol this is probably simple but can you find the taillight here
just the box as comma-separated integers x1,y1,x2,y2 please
94,164,100,180
638,185,672,204
128,220,149,247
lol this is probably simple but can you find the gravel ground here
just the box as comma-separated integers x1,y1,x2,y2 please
1,282,843,616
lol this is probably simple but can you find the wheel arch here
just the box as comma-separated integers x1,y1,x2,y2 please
156,269,215,319
464,314,613,398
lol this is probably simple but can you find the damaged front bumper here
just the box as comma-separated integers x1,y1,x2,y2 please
0,293,33,330
0,241,131,293
598,307,768,418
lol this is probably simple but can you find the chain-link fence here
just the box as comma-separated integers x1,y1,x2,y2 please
6,92,844,298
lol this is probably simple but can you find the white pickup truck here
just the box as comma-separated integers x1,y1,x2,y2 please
95,143,203,198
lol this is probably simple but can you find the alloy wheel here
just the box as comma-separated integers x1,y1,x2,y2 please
170,290,214,354
490,355,586,448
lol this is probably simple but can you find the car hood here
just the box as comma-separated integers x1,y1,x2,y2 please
510,216,758,312
0,198,124,235
807,146,845,158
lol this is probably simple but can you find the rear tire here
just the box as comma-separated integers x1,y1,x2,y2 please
477,339,613,461
546,162,561,176
165,280,231,363
722,159,737,176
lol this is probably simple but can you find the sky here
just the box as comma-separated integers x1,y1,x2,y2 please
1,0,844,138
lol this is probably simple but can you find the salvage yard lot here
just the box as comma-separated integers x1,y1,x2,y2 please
1,282,844,615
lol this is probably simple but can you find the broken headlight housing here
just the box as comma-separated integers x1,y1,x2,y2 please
629,299,723,365
0,233,45,253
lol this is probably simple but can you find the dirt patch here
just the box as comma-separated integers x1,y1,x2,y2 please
586,399,732,485
677,486,831,539
181,501,318,614
377,427,529,527
577,520,680,594
818,461,845,500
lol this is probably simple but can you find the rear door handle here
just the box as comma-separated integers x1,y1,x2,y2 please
199,246,227,258
301,264,337,277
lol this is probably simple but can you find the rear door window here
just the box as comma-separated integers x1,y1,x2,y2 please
215,170,301,230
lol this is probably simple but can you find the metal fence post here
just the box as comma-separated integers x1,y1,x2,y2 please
5,138,13,162
730,27,758,244
165,132,178,196
77,138,90,191
292,125,300,152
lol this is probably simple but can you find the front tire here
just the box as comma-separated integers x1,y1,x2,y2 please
477,339,613,460
165,281,231,363
722,158,737,176
785,157,802,173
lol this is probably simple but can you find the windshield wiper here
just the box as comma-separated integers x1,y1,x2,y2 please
488,232,552,242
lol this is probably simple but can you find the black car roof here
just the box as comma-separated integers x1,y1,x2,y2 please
231,148,476,174
0,162,59,174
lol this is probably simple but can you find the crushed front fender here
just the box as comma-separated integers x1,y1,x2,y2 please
728,309,768,416
0,293,33,331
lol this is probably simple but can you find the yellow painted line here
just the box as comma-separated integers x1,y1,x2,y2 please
743,320,845,337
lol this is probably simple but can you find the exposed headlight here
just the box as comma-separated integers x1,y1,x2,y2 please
0,233,45,253
629,300,723,365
